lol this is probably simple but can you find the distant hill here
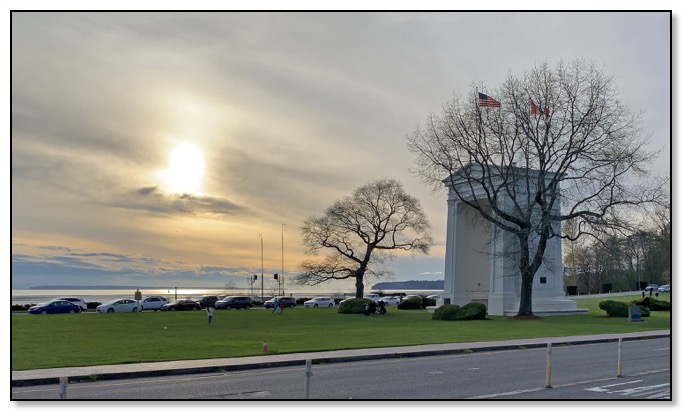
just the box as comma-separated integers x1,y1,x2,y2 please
371,280,443,291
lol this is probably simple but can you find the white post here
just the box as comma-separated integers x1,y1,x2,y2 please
545,342,552,388
617,337,623,378
59,376,68,399
304,359,313,399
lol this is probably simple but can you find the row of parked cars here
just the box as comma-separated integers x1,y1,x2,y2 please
644,284,671,293
29,292,442,315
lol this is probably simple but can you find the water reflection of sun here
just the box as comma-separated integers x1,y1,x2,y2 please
160,142,205,195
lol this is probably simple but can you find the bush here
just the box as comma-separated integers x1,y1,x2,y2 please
422,297,437,307
598,300,629,317
337,298,373,314
599,300,651,317
432,304,461,320
397,297,423,310
432,303,487,321
630,297,670,311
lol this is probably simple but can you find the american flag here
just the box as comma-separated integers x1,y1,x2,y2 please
478,92,501,108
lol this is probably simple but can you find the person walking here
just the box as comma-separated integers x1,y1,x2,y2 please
273,297,281,314
206,306,213,325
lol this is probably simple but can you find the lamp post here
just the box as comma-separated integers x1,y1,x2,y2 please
281,224,286,296
260,233,264,303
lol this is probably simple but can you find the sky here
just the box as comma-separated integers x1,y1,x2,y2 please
9,10,672,293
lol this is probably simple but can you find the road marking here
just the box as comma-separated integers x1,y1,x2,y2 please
655,348,670,351
611,383,669,396
467,387,545,399
427,371,444,375
586,380,642,393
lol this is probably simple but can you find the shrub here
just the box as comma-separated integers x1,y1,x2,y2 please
598,300,629,317
432,304,461,320
423,297,437,307
629,297,670,311
459,302,487,320
337,298,372,314
397,298,423,310
432,303,487,321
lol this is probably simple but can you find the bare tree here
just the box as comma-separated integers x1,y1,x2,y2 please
295,178,433,298
407,59,665,317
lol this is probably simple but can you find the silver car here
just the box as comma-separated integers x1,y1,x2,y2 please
140,296,168,311
96,298,140,313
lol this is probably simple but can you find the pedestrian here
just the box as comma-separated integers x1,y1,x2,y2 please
363,303,370,316
206,306,213,325
273,298,281,314
378,299,386,315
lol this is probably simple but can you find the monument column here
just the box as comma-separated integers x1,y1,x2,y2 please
442,197,458,305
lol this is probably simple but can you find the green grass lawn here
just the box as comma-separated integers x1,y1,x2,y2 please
11,294,670,371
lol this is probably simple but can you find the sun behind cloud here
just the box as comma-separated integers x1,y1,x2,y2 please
160,142,205,195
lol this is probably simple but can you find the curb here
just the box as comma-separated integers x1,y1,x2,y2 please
12,331,670,387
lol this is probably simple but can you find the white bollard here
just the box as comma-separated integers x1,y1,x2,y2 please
617,337,623,378
545,342,552,388
304,359,313,399
59,376,68,399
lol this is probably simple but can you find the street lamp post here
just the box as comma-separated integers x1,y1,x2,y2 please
260,234,264,303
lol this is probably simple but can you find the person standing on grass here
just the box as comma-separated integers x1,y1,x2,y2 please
207,306,213,325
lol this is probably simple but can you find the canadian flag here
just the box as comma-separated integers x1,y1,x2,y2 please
531,100,549,117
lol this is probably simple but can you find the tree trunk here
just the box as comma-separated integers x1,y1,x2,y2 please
354,272,365,298
516,234,535,317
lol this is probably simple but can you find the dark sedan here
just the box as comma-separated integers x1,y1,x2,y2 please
215,296,254,310
160,299,202,311
264,296,297,309
28,300,82,314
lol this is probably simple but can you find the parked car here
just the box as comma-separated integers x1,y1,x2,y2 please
49,296,87,311
378,296,401,306
426,294,441,301
657,284,670,292
215,296,254,310
160,299,202,311
402,294,423,301
195,295,219,308
304,297,335,308
644,284,659,292
28,300,82,314
96,298,140,313
264,296,297,309
140,296,168,311
363,294,381,301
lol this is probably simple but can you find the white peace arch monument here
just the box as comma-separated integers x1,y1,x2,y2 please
439,165,586,316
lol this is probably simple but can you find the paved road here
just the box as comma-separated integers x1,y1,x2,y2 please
12,336,670,400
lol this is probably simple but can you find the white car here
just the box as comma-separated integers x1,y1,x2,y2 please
304,297,335,308
140,296,168,311
363,294,380,301
378,296,400,306
50,296,87,311
426,294,441,301
96,298,140,313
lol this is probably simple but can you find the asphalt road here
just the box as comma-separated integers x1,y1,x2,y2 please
12,337,670,400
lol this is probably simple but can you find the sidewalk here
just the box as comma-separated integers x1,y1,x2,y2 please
12,330,670,387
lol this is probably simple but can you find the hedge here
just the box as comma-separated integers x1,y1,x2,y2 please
337,298,373,314
432,302,487,321
598,300,650,317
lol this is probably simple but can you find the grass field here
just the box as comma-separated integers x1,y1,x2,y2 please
11,294,670,371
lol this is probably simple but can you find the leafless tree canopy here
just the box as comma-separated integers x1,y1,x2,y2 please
407,59,666,316
295,178,433,298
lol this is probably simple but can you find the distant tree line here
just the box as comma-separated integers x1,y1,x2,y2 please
563,203,670,293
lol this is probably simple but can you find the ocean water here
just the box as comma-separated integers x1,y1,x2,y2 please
11,287,443,305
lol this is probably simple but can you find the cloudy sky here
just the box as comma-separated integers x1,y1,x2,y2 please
10,11,671,292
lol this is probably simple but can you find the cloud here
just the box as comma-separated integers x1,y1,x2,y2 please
107,186,249,218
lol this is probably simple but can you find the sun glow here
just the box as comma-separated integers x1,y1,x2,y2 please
160,142,205,195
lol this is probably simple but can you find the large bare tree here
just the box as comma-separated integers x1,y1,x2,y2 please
295,178,433,298
407,60,665,317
